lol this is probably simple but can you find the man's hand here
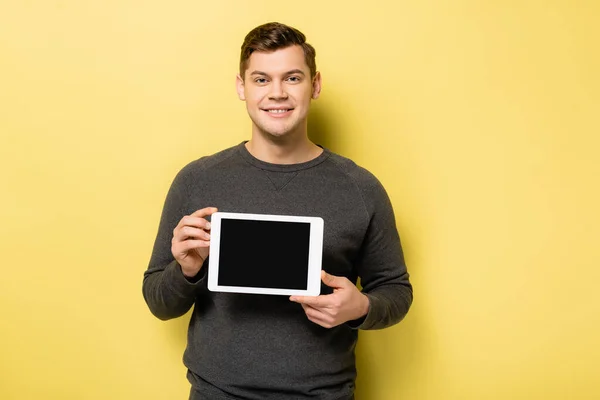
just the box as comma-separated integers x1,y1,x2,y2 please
290,271,370,328
171,207,218,278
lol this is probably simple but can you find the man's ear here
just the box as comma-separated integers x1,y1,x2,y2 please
311,71,322,100
236,74,246,101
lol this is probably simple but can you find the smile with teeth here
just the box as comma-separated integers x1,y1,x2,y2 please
267,109,291,113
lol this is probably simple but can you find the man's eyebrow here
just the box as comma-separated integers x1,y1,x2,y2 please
249,69,306,76
285,69,306,76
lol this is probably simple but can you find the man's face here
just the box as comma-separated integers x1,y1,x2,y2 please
236,45,321,140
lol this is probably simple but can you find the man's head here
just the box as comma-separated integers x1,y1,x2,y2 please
239,22,317,81
236,22,321,141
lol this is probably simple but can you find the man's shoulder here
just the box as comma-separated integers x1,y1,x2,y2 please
326,150,393,211
167,143,242,190
179,143,241,175
326,150,381,189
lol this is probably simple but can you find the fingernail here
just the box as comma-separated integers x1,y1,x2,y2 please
206,222,211,229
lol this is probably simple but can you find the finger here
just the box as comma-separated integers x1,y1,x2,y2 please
300,303,325,319
302,306,334,328
303,304,324,320
173,239,210,254
299,303,321,313
190,207,219,218
173,226,210,242
290,294,334,308
176,216,212,232
290,295,319,307
321,270,348,289
297,303,337,328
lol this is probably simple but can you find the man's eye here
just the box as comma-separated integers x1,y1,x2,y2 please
254,78,268,84
287,76,301,82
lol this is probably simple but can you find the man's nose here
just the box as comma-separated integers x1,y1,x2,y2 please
268,81,288,100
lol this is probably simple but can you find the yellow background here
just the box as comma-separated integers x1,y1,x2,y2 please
1,1,599,399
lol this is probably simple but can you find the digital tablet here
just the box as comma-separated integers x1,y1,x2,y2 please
207,212,324,296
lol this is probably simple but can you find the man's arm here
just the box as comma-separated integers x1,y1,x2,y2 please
290,174,412,329
143,260,206,321
142,168,212,321
351,177,413,330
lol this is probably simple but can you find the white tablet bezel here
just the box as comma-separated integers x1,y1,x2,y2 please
207,212,323,296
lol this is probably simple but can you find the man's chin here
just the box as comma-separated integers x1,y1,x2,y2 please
257,125,293,139
251,118,302,139
263,131,290,140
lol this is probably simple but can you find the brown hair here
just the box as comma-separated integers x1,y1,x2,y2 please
239,22,317,80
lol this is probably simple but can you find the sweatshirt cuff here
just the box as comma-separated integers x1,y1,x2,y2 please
347,293,379,330
164,260,208,297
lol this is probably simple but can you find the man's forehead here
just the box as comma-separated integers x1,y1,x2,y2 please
246,46,310,75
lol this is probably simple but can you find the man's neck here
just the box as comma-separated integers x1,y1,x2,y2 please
246,132,323,165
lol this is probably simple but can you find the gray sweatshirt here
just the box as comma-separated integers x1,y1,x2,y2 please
143,142,413,400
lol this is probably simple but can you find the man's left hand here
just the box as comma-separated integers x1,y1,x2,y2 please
290,271,370,328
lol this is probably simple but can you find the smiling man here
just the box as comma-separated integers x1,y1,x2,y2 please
237,34,323,164
143,22,413,400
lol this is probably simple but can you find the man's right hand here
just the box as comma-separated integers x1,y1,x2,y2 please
171,207,218,278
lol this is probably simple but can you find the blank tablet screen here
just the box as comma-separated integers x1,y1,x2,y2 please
217,219,311,290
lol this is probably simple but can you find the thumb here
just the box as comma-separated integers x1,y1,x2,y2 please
321,270,346,288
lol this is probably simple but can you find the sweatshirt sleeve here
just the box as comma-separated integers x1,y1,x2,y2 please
350,176,413,330
142,166,208,321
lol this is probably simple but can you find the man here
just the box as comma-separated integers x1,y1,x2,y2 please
143,22,413,400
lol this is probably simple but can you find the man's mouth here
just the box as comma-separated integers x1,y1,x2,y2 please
261,108,294,114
